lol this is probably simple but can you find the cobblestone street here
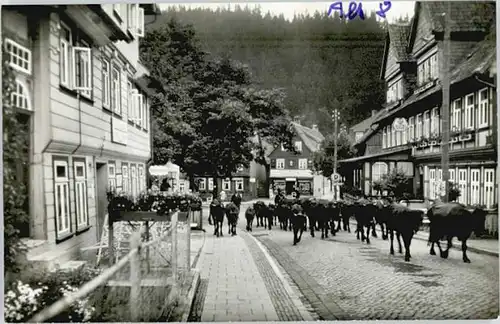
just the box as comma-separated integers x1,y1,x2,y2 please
249,222,499,320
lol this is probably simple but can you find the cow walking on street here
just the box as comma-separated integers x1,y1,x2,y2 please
291,204,307,245
387,202,423,262
354,199,376,244
245,206,256,232
225,202,239,236
210,199,225,237
427,202,487,263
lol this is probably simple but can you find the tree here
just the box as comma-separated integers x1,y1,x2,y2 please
379,168,411,200
3,49,29,274
312,131,357,178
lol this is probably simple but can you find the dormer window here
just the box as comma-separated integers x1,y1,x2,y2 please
387,79,403,103
417,54,438,86
295,141,302,152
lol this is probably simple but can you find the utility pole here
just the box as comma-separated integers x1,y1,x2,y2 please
332,109,340,199
440,2,451,202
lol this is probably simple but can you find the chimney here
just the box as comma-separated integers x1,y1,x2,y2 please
371,110,377,118
311,124,318,131
293,116,301,125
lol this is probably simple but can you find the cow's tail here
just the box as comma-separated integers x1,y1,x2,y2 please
426,208,433,246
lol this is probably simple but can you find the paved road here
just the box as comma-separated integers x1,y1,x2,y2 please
236,214,499,320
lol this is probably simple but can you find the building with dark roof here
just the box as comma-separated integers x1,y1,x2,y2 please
340,2,497,225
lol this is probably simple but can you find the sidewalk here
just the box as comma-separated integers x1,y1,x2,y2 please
349,220,499,257
193,228,313,322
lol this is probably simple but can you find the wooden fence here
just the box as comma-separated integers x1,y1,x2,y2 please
28,211,192,323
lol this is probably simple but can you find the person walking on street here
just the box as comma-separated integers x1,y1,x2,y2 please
231,192,242,212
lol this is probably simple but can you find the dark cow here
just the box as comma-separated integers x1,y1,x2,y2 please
353,199,376,244
337,201,353,233
277,198,295,231
210,199,225,237
225,202,239,236
256,203,274,230
387,203,424,262
326,201,341,236
315,200,333,239
372,199,390,240
291,204,308,245
254,201,267,228
427,203,486,263
245,206,256,232
300,198,317,237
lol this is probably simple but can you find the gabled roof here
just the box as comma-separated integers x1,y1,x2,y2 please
291,122,324,153
408,2,495,51
350,112,378,133
380,23,412,80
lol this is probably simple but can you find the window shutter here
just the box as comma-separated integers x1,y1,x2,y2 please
136,8,145,37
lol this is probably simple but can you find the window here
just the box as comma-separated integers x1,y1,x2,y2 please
138,165,145,192
208,178,214,191
295,141,302,152
402,122,407,145
11,79,32,111
478,88,489,128
386,125,391,147
416,114,422,138
417,54,438,86
449,169,455,183
59,22,72,87
4,38,31,75
74,40,92,97
102,60,111,108
452,98,462,131
409,117,415,140
396,130,401,146
387,79,403,103
355,132,364,142
127,81,134,121
54,160,71,238
122,164,129,194
222,178,231,191
458,169,467,205
142,95,148,129
130,165,137,197
276,158,285,169
429,168,436,199
464,94,474,130
235,179,244,191
108,163,116,190
298,158,308,170
484,169,495,208
179,181,185,193
198,178,206,191
382,127,387,149
111,66,121,115
128,4,138,32
423,111,430,138
74,161,88,229
137,7,145,37
391,125,396,147
430,54,438,81
431,108,439,135
470,169,480,205
131,91,144,126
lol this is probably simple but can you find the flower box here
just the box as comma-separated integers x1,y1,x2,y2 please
429,140,437,146
451,136,459,143
459,133,472,141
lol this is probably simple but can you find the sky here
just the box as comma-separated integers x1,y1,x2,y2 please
158,1,416,23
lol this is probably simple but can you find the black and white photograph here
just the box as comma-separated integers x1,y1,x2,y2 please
2,1,498,322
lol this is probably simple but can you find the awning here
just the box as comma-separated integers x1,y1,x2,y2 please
133,75,164,97
340,147,411,164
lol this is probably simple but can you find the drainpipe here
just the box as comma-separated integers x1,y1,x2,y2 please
71,92,82,155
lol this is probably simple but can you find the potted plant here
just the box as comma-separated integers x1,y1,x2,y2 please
450,127,460,143
418,136,429,148
459,130,473,141
429,132,441,146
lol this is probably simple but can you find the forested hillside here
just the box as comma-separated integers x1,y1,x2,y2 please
146,5,389,133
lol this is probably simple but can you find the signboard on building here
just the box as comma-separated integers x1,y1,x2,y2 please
392,118,408,132
111,117,128,145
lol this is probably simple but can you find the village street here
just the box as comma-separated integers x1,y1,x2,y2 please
190,203,499,321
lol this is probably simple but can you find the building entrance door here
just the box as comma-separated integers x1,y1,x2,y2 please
285,181,295,195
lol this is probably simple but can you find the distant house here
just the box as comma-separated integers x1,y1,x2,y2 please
350,110,379,144
268,119,329,197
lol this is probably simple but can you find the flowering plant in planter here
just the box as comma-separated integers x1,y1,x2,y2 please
429,132,441,145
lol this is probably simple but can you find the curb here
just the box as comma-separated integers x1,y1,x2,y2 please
181,269,200,323
245,232,315,321
348,221,499,258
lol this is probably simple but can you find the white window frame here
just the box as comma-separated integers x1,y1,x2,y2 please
130,165,138,197
198,178,206,191
72,45,92,97
74,161,88,229
122,164,129,194
295,141,302,152
179,181,185,193
478,88,489,128
4,38,32,75
409,116,415,140
111,65,121,115
276,158,285,170
431,108,439,134
470,169,480,206
208,178,214,191
449,169,455,184
416,114,423,138
11,79,32,111
429,168,436,199
222,178,231,191
136,7,145,37
452,98,462,131
128,4,138,34
382,127,387,148
458,169,467,205
464,94,474,130
430,54,438,80
131,91,143,125
127,81,134,121
142,95,148,130
484,169,495,208
108,163,116,190
402,121,407,144
138,165,145,192
423,110,430,138
102,60,111,108
235,178,244,192
298,158,308,170
391,125,396,147
54,160,71,238
387,125,392,147
59,21,72,88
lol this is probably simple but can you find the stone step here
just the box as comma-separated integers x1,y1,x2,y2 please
21,239,51,260
29,245,76,272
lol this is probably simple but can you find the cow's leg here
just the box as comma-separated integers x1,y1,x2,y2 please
346,220,351,233
293,228,299,245
381,223,388,240
330,220,336,236
396,232,403,254
441,237,452,259
403,233,412,262
356,223,361,240
371,222,377,238
214,222,219,236
365,225,371,244
389,229,395,255
461,240,471,263
268,216,273,230
430,242,436,255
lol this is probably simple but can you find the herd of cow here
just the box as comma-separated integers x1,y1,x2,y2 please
209,197,487,263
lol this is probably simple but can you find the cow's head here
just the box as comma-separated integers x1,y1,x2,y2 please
471,208,487,236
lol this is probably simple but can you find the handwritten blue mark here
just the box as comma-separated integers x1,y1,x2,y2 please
328,1,392,20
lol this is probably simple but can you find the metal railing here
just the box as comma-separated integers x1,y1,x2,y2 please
28,211,193,323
